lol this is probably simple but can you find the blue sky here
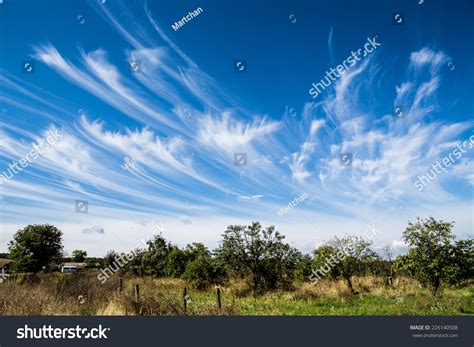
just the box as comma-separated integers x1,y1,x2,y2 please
0,0,473,256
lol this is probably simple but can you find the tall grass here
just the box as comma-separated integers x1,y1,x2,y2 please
0,271,471,316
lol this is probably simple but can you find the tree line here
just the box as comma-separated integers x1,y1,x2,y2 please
5,217,473,295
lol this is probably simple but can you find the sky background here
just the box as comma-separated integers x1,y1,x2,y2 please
0,0,473,256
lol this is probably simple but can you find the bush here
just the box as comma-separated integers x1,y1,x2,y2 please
295,254,313,282
182,256,225,290
165,247,191,278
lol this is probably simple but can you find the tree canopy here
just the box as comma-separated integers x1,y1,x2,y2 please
8,224,63,273
216,222,301,294
312,235,378,293
5,218,472,297
396,216,473,294
71,249,87,262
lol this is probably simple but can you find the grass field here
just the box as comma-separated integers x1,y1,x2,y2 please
0,272,472,316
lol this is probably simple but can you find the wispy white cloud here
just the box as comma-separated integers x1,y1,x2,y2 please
1,3,472,256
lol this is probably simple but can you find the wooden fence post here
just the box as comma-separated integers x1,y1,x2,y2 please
216,287,221,311
182,287,187,313
118,278,123,293
134,284,139,301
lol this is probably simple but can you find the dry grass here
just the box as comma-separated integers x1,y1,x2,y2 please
0,272,471,316
291,279,351,300
227,277,253,298
0,271,237,316
0,272,116,315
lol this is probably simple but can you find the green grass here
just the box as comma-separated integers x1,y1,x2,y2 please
151,280,474,316
183,288,474,316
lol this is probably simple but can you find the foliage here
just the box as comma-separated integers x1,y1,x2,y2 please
8,224,63,273
165,246,191,278
446,239,474,285
6,217,472,301
397,217,473,294
126,248,147,276
71,249,87,263
216,222,300,294
181,243,226,289
313,236,378,293
295,253,313,282
312,244,341,281
84,257,103,268
141,235,171,277
103,250,119,268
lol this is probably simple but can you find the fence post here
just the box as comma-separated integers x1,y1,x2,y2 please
134,284,139,301
216,287,221,311
118,278,123,293
182,287,187,313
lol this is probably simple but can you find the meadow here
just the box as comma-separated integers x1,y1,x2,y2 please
0,271,472,316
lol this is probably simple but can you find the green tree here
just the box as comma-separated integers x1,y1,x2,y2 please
182,244,225,289
103,250,119,268
398,217,473,294
71,249,87,262
142,235,171,277
8,224,64,273
312,244,341,281
127,248,147,276
186,242,211,259
446,239,474,285
216,222,300,294
295,253,313,282
312,236,377,293
165,246,191,278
